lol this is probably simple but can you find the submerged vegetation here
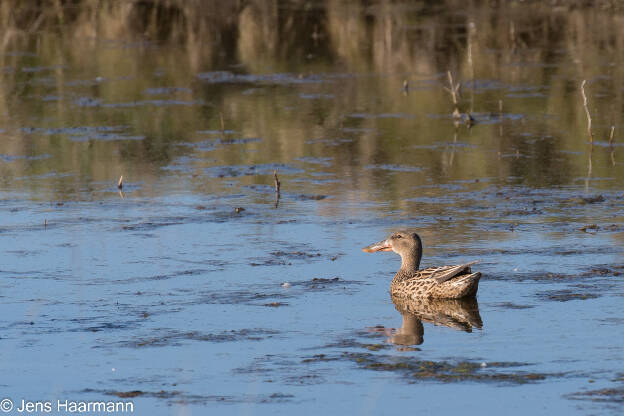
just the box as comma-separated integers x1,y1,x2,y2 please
345,352,549,384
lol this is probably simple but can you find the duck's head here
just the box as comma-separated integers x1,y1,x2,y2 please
362,231,423,271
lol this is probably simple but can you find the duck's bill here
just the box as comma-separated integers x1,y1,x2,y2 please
362,239,392,253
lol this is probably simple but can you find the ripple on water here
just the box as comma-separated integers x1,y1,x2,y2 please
197,71,325,85
82,389,296,405
365,164,423,173
204,163,303,178
114,328,280,348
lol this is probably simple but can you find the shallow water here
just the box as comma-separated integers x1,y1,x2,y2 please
1,1,624,415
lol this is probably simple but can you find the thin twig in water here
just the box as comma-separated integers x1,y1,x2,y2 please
273,170,281,194
117,176,123,190
610,125,616,166
273,170,281,208
580,80,593,144
498,99,503,138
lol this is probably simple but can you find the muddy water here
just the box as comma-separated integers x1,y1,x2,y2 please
1,1,624,415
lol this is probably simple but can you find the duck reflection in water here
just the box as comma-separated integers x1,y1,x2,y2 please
379,295,482,346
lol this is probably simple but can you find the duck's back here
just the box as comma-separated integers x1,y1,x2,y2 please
391,262,481,299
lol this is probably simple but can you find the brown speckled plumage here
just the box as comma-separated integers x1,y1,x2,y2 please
363,231,481,299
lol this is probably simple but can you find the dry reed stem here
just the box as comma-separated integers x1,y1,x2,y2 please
610,126,616,166
467,43,474,82
580,80,593,144
273,170,281,208
444,70,460,105
117,175,123,189
467,25,475,114
498,99,503,138
444,70,462,119
609,125,615,146
273,170,281,194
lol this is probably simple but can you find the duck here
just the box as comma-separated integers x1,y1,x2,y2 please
362,231,481,299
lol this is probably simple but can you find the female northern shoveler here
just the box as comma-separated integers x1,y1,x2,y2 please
362,231,481,299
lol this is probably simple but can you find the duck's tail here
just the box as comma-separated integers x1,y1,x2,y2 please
448,271,481,298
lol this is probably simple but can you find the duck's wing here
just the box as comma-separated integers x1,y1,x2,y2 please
420,261,480,284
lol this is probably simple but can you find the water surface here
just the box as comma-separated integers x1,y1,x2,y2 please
0,1,623,414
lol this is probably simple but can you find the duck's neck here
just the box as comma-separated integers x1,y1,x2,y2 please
398,234,422,272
